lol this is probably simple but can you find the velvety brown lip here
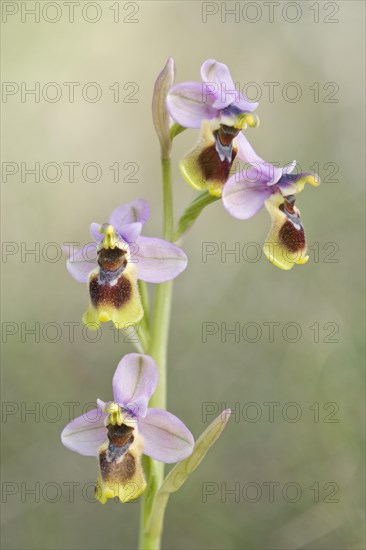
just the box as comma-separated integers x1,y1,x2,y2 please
198,142,237,186
89,273,132,309
99,448,136,482
278,219,306,253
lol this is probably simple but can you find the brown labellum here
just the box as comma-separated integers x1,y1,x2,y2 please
89,273,133,309
197,124,239,187
278,196,306,253
99,424,136,484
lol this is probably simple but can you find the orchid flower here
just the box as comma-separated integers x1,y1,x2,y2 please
167,59,259,197
67,199,187,328
222,132,320,270
61,353,194,504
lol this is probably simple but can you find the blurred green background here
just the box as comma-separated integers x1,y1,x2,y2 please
1,1,365,549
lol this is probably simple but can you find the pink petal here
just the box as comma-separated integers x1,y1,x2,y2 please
135,236,187,283
61,409,107,456
90,223,103,243
236,132,284,185
201,59,257,111
223,174,272,220
119,222,143,244
112,354,158,419
109,200,150,232
201,58,236,91
166,82,219,128
66,244,97,283
139,408,194,463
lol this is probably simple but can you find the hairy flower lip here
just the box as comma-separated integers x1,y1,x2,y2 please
179,120,240,198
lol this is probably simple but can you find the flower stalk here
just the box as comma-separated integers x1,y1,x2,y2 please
139,155,174,550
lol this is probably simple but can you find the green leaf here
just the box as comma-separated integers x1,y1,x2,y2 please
174,191,220,242
161,409,231,493
145,410,231,540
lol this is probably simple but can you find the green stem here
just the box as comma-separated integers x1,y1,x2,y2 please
136,323,149,353
148,281,172,411
138,280,151,351
138,156,173,550
139,280,150,330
